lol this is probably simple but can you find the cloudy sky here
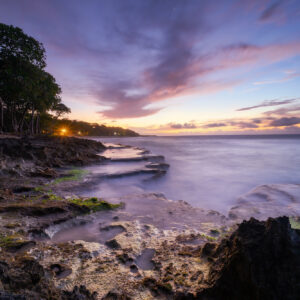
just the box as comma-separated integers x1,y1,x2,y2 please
1,0,300,134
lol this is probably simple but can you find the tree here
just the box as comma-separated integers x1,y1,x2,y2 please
0,23,70,134
0,23,46,68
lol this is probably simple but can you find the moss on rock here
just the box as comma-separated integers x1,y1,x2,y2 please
69,197,123,212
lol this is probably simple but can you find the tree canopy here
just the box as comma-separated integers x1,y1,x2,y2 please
0,23,70,134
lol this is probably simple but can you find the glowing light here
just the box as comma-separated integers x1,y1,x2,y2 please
78,131,81,135
60,128,67,135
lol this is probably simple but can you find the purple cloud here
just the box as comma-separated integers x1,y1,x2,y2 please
270,117,300,127
203,123,227,128
230,121,259,129
170,122,197,129
236,98,298,111
259,0,284,21
1,0,300,120
264,105,300,116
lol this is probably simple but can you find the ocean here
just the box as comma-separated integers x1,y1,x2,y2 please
82,135,300,214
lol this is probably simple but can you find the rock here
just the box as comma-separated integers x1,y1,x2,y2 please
4,240,36,253
102,290,131,299
200,242,217,258
0,291,26,299
0,256,45,291
129,264,138,273
12,186,34,193
0,137,106,178
62,285,98,300
50,263,72,279
142,277,173,297
105,239,121,249
178,216,300,300
0,255,97,299
29,167,58,178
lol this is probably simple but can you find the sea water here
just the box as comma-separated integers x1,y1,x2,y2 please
86,135,300,214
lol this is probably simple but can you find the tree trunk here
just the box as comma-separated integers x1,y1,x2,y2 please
31,105,35,136
11,104,18,134
0,98,3,133
35,113,40,135
18,104,29,135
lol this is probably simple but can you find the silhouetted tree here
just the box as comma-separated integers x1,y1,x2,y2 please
0,23,70,134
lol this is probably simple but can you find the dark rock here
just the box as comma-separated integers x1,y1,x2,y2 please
0,255,97,300
50,263,72,279
190,270,204,282
105,239,121,249
0,137,106,176
129,264,138,273
142,277,173,297
176,216,300,300
0,291,26,300
28,229,50,240
200,242,217,258
12,186,34,193
0,256,45,291
102,290,131,300
62,285,98,300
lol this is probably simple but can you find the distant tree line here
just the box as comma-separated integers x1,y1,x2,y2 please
40,115,139,137
0,23,70,135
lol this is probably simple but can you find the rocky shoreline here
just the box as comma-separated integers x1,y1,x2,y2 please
0,136,299,299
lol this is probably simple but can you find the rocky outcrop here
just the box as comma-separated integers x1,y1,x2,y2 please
0,136,106,178
0,255,97,299
175,216,300,300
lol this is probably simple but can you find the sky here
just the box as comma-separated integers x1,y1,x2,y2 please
1,0,300,135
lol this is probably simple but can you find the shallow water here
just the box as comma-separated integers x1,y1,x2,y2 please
85,135,300,214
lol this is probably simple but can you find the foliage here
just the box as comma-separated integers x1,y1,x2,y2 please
289,217,300,229
0,23,70,134
0,23,46,68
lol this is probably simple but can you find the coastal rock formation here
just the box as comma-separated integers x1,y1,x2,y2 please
176,216,300,300
0,254,97,299
0,136,106,178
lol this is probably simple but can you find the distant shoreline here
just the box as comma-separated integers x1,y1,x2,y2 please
96,133,300,138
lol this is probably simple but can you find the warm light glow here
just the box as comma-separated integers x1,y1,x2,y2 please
60,128,67,135
78,131,81,135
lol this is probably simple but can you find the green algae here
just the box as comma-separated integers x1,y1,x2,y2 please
200,234,217,242
0,233,24,249
52,168,88,185
69,197,122,212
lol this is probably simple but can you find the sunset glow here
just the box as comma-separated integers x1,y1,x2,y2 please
1,0,300,135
